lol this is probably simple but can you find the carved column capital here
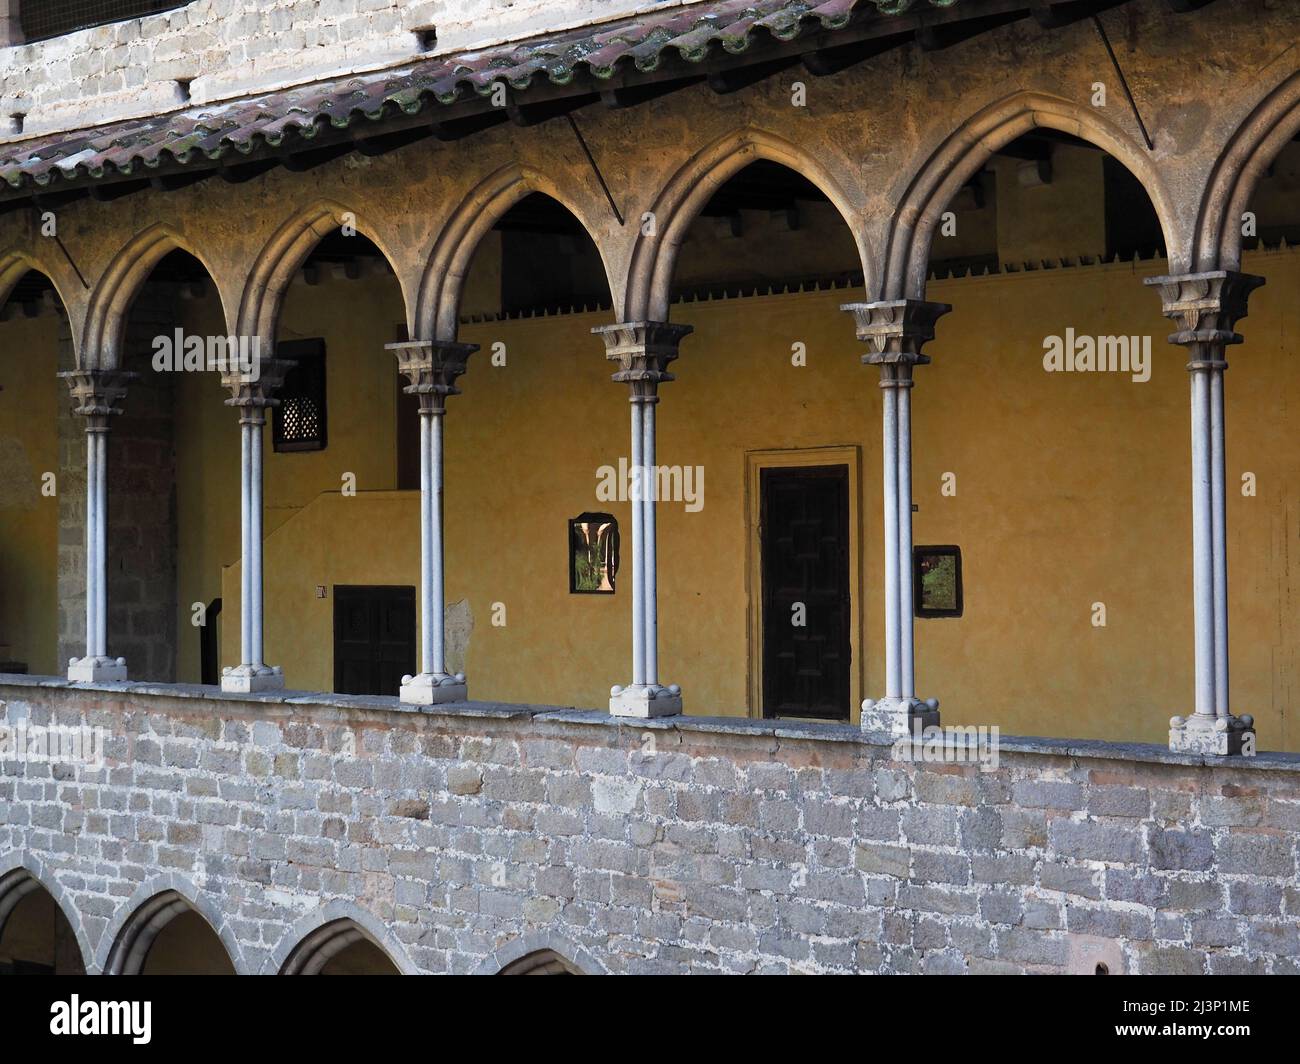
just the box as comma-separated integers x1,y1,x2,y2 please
593,321,693,400
841,299,951,370
387,340,479,413
1145,270,1265,368
222,358,294,423
58,369,137,429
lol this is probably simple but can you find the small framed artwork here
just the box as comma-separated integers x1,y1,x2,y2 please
914,546,963,618
569,513,620,594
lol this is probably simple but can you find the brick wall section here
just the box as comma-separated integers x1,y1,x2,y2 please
2,680,1299,975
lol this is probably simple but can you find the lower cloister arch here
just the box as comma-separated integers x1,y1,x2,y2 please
1196,66,1300,272
97,875,245,975
475,931,606,975
882,91,1181,300
416,163,616,341
624,127,870,323
267,903,417,975
0,855,93,974
80,223,232,371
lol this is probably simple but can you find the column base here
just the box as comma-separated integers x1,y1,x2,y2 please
67,656,128,683
610,683,682,718
400,672,467,705
221,664,285,694
861,696,940,736
1169,713,1255,757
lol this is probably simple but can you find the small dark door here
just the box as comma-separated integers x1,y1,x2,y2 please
333,586,417,696
760,465,851,720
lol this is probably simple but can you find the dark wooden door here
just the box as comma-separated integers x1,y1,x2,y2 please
760,465,851,720
333,586,416,696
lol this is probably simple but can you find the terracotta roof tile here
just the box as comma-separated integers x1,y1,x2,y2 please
0,0,955,193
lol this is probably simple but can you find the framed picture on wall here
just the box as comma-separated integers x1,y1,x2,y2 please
569,513,619,594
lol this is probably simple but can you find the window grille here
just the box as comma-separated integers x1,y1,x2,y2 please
273,340,328,454
20,2,189,44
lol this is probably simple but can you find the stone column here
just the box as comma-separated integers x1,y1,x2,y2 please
1146,270,1264,756
593,321,693,718
841,299,950,735
58,370,135,682
219,359,291,694
388,340,478,704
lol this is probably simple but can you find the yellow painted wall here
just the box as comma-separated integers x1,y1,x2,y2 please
166,249,1300,750
0,312,60,675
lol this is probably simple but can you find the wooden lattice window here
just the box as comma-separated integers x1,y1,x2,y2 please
19,2,190,44
273,339,328,453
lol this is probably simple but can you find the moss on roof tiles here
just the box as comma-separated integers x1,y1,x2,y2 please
0,0,956,192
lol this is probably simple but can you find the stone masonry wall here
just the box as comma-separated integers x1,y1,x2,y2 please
106,294,179,682
2,679,1299,975
0,0,683,141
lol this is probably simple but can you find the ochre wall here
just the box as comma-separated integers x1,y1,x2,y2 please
0,311,59,675
158,247,1300,750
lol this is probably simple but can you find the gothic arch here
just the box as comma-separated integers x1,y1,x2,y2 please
882,91,1181,300
0,247,78,321
237,200,412,345
1195,67,1300,272
416,163,615,340
0,853,93,972
624,127,869,323
96,873,246,975
474,930,607,975
266,902,418,975
80,223,230,370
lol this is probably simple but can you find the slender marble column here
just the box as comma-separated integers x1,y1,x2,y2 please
220,356,291,694
388,339,477,705
841,299,949,736
1146,270,1264,756
593,321,692,719
60,369,134,682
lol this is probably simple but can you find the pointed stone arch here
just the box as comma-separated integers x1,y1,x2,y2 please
474,930,606,975
881,91,1181,300
96,873,246,975
266,901,419,975
238,200,415,347
0,853,93,973
80,223,230,370
0,247,80,323
1195,67,1300,272
623,127,869,323
416,163,616,340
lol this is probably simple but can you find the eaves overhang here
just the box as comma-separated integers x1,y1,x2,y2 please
0,0,1134,208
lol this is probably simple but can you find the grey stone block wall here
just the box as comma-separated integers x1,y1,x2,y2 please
1,680,1299,975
